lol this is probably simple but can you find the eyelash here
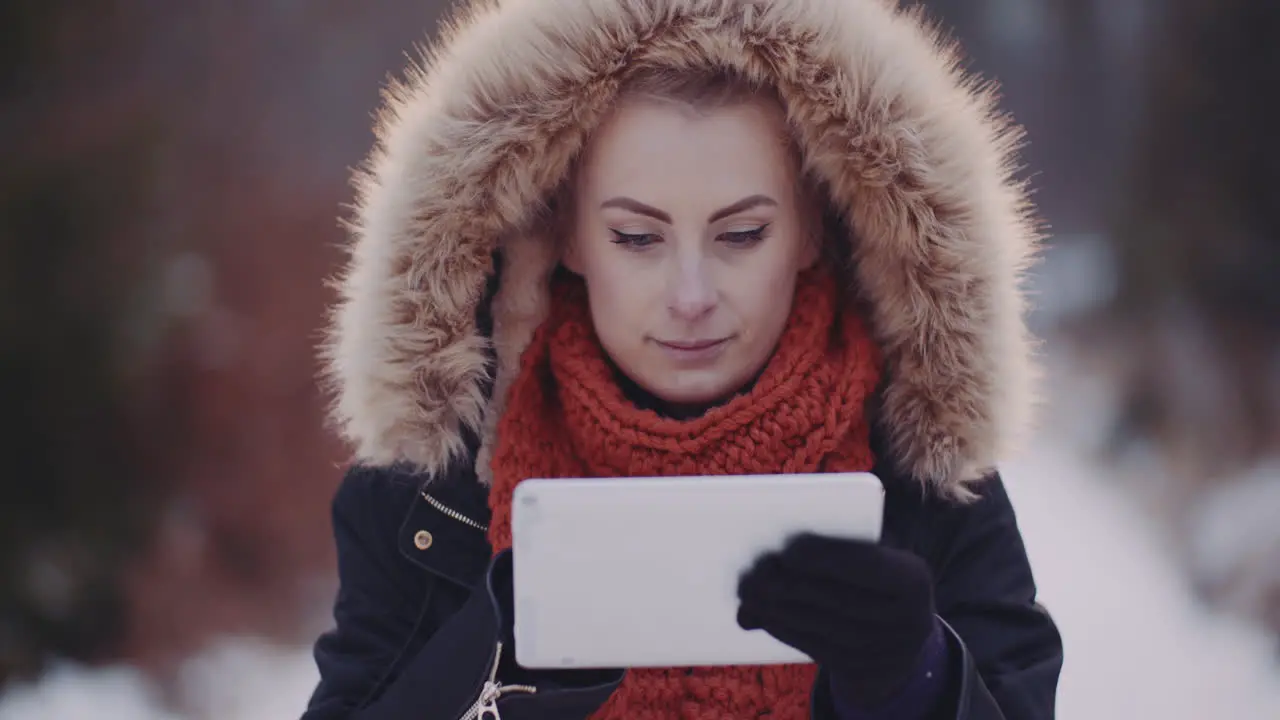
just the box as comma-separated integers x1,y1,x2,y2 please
609,224,771,249
609,230,660,248
722,224,770,247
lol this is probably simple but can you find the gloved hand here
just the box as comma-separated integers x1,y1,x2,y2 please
736,533,938,708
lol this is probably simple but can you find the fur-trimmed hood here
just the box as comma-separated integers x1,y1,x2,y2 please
323,0,1039,498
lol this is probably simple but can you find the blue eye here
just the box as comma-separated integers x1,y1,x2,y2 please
610,230,661,248
719,224,770,246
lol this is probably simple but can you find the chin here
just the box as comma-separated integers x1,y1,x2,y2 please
648,372,744,407
650,386,726,407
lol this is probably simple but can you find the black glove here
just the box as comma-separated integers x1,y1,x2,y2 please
736,533,937,707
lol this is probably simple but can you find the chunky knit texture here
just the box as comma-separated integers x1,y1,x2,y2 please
488,269,882,719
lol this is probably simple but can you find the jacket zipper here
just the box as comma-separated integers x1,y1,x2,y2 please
459,642,536,720
422,491,489,531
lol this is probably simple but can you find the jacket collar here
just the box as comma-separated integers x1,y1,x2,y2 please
397,464,492,588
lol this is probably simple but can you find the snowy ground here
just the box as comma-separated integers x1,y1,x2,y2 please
1004,378,1280,719
3,243,1278,718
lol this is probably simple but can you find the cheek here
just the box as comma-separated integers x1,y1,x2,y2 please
730,263,800,340
582,262,654,341
585,285,654,377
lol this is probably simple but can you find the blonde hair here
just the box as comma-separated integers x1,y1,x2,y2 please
621,66,779,111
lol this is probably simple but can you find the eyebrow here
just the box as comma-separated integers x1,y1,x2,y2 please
708,194,777,223
599,194,778,225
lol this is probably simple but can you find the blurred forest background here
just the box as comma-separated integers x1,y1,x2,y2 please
2,0,1277,714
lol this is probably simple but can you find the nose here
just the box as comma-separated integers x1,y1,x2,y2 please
668,255,716,321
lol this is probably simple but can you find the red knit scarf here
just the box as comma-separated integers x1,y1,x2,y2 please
488,269,881,719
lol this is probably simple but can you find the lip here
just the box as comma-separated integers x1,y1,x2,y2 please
653,337,731,362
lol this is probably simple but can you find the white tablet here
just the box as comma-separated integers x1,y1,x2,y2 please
510,472,885,670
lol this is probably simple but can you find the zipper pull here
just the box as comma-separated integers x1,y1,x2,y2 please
460,642,537,720
476,682,501,719
460,643,505,720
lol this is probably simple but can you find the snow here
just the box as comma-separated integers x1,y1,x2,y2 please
1187,461,1280,624
0,638,319,720
0,664,180,720
1006,433,1280,719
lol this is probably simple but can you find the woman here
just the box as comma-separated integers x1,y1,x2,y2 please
307,0,1062,718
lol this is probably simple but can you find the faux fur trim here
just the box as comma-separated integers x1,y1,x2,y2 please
322,0,1041,499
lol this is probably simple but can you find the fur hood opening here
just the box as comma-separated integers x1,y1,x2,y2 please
322,0,1040,499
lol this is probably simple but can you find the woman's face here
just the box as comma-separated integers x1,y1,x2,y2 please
565,96,818,407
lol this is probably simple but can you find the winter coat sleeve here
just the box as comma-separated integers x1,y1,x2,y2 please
931,474,1063,719
826,618,953,719
811,473,1061,720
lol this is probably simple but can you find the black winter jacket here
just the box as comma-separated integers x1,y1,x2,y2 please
302,457,1061,719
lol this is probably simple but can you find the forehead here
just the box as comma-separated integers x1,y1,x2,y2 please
577,98,800,204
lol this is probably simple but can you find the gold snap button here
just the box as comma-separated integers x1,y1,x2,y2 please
413,530,433,550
